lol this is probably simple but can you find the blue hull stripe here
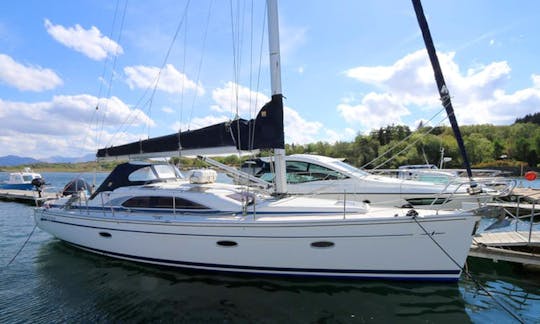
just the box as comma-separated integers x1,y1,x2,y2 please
65,241,460,279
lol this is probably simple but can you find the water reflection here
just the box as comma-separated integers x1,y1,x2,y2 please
31,240,473,323
462,259,540,323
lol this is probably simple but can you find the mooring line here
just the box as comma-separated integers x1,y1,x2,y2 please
412,215,525,324
4,223,38,268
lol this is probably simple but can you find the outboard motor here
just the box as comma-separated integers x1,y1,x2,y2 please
31,178,46,197
31,177,46,189
62,178,92,197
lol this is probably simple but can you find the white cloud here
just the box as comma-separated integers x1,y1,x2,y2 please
324,128,356,143
210,82,323,144
124,64,204,96
342,49,537,128
211,81,269,116
337,92,411,129
0,95,153,158
0,54,62,91
284,106,323,144
532,74,540,88
44,19,123,61
162,106,174,114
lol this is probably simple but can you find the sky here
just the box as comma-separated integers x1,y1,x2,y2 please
0,0,539,159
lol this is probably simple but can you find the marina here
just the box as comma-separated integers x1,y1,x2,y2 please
1,172,540,322
1,0,540,321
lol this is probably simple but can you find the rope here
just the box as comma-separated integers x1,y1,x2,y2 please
360,106,447,170
104,0,192,147
412,215,525,324
4,224,38,268
187,0,214,130
97,0,129,149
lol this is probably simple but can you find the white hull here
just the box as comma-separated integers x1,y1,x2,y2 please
289,191,487,210
35,207,477,281
239,154,503,210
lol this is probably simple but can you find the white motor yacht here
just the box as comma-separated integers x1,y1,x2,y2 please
240,154,507,209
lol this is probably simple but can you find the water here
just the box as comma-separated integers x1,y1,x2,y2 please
1,172,540,323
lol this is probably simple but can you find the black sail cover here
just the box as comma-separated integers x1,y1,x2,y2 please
96,95,284,159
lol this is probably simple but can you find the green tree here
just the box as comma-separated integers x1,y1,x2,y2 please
464,133,494,164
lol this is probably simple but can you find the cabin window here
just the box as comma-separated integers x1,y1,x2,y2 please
122,196,209,209
255,160,349,184
286,162,347,184
307,163,347,180
128,167,157,182
153,164,182,179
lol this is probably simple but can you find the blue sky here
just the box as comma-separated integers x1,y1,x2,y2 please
0,0,539,159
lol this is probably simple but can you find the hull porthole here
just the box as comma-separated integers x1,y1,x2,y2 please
99,232,112,238
311,241,335,248
217,240,238,247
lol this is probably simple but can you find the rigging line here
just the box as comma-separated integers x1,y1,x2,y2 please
178,10,188,133
4,224,37,268
248,0,254,119
97,0,129,149
360,106,446,169
93,0,122,149
229,0,239,119
370,115,449,170
250,2,267,151
412,216,525,324
229,0,245,154
105,0,192,147
187,0,214,131
421,146,430,165
145,0,192,138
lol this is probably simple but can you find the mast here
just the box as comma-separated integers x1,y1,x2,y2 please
267,0,287,194
411,0,474,182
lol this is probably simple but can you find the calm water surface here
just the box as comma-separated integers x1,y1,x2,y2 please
1,172,539,323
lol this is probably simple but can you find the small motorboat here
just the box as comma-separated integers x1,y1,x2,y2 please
0,167,44,191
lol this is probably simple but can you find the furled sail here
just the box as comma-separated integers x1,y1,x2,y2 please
96,95,284,160
411,0,474,181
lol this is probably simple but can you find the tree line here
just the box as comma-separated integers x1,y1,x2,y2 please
172,120,539,171
285,122,540,169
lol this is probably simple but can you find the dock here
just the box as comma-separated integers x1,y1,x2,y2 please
0,189,57,205
468,186,540,266
470,231,540,266
511,187,540,203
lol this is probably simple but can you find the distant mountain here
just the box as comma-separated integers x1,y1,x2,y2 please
0,155,41,167
41,153,95,163
0,153,95,166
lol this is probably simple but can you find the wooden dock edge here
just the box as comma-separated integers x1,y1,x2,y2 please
469,244,540,266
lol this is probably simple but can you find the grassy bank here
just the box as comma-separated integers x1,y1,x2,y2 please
0,161,119,173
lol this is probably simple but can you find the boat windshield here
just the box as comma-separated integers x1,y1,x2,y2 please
153,164,184,179
327,160,370,176
128,164,183,182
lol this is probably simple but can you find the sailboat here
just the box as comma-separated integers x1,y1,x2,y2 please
34,0,479,281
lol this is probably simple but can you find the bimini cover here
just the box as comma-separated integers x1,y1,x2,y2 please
89,162,154,199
